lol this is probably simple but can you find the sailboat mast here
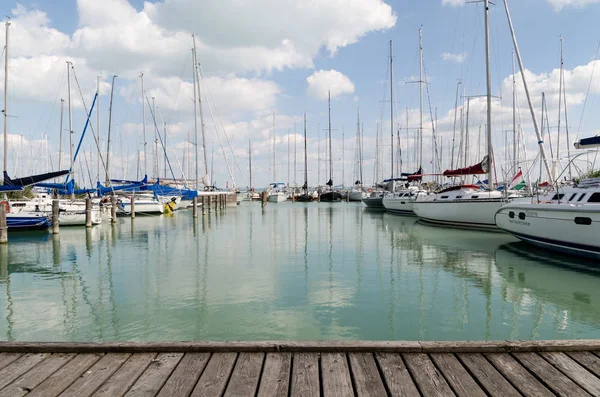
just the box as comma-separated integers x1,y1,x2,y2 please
557,36,563,165
303,113,308,194
141,73,147,178
512,51,517,168
191,37,199,189
484,0,493,188
503,0,552,181
294,122,297,187
328,90,332,183
451,81,461,170
273,110,276,182
59,99,64,169
562,38,572,180
96,76,100,182
106,75,117,184
67,61,74,179
389,39,394,179
192,36,208,183
419,27,424,169
249,139,252,189
2,21,8,182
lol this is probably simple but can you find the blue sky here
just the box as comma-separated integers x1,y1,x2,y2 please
1,0,600,189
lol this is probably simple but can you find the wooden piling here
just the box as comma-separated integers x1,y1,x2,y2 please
292,191,295,203
346,191,349,202
85,198,92,227
261,191,268,207
214,194,218,211
202,196,206,215
0,204,7,244
318,192,321,203
130,195,135,219
52,199,60,234
110,196,117,224
192,197,198,218
208,195,212,214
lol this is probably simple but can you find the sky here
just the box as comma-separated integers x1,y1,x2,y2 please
1,0,600,189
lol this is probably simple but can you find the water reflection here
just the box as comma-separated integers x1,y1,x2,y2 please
1,203,600,342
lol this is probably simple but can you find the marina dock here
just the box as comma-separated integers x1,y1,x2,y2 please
1,340,600,396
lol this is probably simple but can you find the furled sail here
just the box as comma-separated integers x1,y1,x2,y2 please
2,170,70,188
443,156,488,177
574,136,600,149
402,167,423,182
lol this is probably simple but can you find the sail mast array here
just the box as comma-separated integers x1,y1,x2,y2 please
2,21,8,185
483,0,493,187
389,40,394,179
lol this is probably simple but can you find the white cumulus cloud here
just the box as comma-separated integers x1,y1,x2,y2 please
306,70,355,100
441,52,467,63
547,0,600,10
441,0,464,6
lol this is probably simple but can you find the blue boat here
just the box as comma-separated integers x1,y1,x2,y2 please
6,214,52,231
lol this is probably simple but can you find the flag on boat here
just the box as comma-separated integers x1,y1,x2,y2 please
508,169,525,190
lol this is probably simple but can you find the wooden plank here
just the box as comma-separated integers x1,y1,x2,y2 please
0,353,22,371
541,351,600,396
257,352,291,397
223,353,265,397
348,353,387,397
485,353,554,397
513,352,591,397
403,353,456,397
60,352,131,397
0,353,49,390
374,353,419,397
290,353,319,397
28,354,104,397
457,353,520,397
190,352,237,397
321,353,354,397
430,353,486,397
125,353,183,397
93,353,157,397
156,353,210,397
567,351,600,377
0,353,74,397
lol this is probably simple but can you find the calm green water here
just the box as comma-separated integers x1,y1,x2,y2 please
1,202,600,342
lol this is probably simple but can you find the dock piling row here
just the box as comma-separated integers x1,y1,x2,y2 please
85,198,92,227
52,199,59,234
0,204,7,244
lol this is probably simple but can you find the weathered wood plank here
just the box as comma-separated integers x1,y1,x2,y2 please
348,353,387,397
430,353,486,397
156,353,210,397
374,353,419,397
223,353,265,397
257,352,291,397
28,353,103,397
93,353,157,397
0,353,74,397
190,352,237,397
567,351,600,377
125,353,183,397
485,353,554,397
541,351,600,396
403,353,456,397
513,352,591,397
0,353,22,371
60,352,131,397
457,353,520,397
321,353,354,397
0,353,49,390
290,352,320,397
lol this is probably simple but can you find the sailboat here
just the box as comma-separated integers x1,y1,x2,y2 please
0,21,70,230
411,1,510,229
267,111,287,202
349,108,366,201
296,113,313,202
319,91,343,202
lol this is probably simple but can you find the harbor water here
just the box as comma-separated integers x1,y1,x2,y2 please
1,202,600,342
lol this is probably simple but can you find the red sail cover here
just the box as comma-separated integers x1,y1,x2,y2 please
443,156,488,177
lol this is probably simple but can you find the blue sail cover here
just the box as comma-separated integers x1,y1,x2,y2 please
4,170,70,187
574,136,600,149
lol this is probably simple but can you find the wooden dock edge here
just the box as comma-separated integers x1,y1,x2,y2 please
0,340,599,353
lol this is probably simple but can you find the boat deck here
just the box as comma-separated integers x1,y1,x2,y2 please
0,340,600,396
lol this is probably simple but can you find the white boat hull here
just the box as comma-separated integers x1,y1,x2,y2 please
118,201,164,215
268,192,287,202
348,190,365,201
412,199,505,229
495,203,600,259
382,197,415,215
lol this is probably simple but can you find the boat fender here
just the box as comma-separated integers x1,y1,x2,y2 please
368,188,373,193
0,201,10,213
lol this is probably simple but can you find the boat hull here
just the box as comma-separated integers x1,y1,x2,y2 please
348,190,365,201
6,214,51,230
319,192,343,202
412,199,505,229
268,193,287,202
362,196,384,208
495,203,600,259
382,197,415,215
118,201,164,215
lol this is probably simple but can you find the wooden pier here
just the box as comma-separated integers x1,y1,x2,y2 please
0,340,600,396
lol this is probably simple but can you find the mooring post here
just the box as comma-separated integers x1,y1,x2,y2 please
208,195,212,214
292,190,295,203
0,204,7,244
52,199,60,234
261,190,268,207
85,197,92,227
346,191,349,202
214,194,218,211
193,196,198,218
318,191,321,203
130,195,136,219
202,196,207,215
111,195,117,224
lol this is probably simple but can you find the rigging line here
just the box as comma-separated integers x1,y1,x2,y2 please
70,64,114,193
576,39,600,140
41,70,66,142
145,94,178,185
198,63,247,187
156,106,187,190
195,69,235,188
422,57,442,175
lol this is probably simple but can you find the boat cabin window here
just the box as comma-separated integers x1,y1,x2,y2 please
551,193,564,201
440,195,449,199
11,203,26,207
574,217,592,225
471,195,479,199
509,211,515,218
578,193,587,202
587,193,600,203
518,212,526,220
569,193,578,201
455,196,462,199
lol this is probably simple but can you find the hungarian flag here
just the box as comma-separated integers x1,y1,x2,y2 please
508,169,525,190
